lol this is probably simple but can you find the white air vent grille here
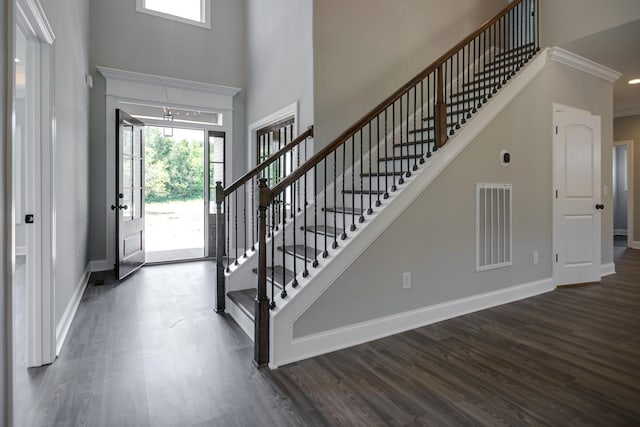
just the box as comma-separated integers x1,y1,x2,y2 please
477,184,512,271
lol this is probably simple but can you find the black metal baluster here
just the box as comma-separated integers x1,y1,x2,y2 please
426,76,432,158
359,130,365,222
292,178,298,288
313,164,319,268
225,196,230,272
323,159,328,258
351,136,356,231
281,201,287,299
303,147,308,278
333,151,338,249
243,183,247,258
392,102,397,192
419,80,425,163
252,179,255,250
376,116,382,207
234,192,239,265
270,207,275,308
342,142,348,239
399,96,405,184
384,109,389,198
368,121,374,214
404,91,410,178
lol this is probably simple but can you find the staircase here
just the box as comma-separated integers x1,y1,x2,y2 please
216,0,541,367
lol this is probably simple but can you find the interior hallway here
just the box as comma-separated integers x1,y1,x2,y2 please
18,246,640,426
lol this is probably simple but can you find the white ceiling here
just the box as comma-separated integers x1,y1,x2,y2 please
560,19,640,117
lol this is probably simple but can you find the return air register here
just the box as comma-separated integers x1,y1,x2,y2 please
476,184,512,271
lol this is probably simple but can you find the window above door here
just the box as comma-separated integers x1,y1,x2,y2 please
136,0,211,29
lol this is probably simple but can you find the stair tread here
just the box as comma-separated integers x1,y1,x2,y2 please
495,43,536,59
463,71,511,87
379,154,423,161
227,289,255,321
277,244,322,260
323,206,365,215
251,265,293,287
303,225,344,237
361,171,406,177
342,189,386,195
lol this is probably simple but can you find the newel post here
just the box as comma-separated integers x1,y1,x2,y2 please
215,181,225,313
254,178,270,367
435,64,448,149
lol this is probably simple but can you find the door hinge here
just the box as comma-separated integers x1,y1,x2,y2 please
556,253,558,263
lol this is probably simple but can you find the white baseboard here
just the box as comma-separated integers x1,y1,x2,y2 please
601,263,616,277
632,241,640,250
56,264,91,355
90,259,112,272
15,246,27,256
613,229,628,236
272,278,554,368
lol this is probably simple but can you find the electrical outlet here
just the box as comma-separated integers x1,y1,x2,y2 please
533,251,539,265
402,272,411,289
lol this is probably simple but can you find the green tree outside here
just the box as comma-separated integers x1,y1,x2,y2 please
145,127,204,203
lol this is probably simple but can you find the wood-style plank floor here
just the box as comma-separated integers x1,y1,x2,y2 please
19,246,640,426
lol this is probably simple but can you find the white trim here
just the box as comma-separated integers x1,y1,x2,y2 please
614,140,634,249
548,47,622,83
15,246,27,256
270,49,549,368
226,297,254,342
97,67,239,269
272,278,554,368
55,264,90,356
97,67,239,99
135,0,211,30
601,263,616,277
552,102,590,115
16,0,54,44
614,108,640,119
632,241,640,250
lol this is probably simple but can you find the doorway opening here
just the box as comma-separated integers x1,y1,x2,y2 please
145,126,207,262
612,141,634,249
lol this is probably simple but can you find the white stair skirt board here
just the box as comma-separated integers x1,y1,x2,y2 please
226,296,255,342
632,241,640,250
601,263,616,277
269,49,550,368
56,263,91,356
90,259,112,272
272,278,555,368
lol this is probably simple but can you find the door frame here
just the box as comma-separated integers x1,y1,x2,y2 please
613,139,634,248
95,67,240,272
552,103,602,286
14,0,56,368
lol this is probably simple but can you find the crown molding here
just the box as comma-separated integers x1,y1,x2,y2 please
548,47,622,83
96,66,241,97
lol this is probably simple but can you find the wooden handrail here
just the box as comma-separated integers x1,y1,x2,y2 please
223,126,314,197
270,0,526,199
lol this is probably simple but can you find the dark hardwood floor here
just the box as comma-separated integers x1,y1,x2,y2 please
21,246,640,426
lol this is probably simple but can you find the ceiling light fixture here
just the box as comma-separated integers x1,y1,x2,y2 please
629,78,640,85
163,107,174,137
14,58,20,63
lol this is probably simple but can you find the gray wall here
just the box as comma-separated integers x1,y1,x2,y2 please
312,0,507,150
295,60,614,337
246,0,313,130
614,115,640,243
540,0,640,46
2,0,10,422
39,0,92,326
88,0,247,261
613,146,628,232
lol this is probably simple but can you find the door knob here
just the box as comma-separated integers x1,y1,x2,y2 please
111,204,128,210
595,204,604,210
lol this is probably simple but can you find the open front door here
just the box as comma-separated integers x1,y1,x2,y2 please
114,109,146,280
553,110,602,286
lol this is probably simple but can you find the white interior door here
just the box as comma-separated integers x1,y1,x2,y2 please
553,110,602,286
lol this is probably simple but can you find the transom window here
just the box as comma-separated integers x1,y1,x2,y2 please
136,0,211,29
